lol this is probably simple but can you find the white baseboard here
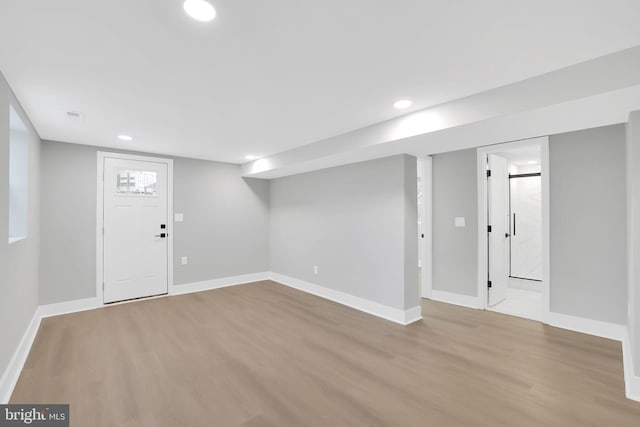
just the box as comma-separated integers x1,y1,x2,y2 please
403,306,423,325
429,290,480,309
622,328,640,402
546,311,626,341
170,272,270,296
547,312,640,402
0,308,41,404
269,272,421,325
38,297,99,319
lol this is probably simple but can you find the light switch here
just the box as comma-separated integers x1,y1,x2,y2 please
181,256,188,265
455,217,466,227
174,213,184,223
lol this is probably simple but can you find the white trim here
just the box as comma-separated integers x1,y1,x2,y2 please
622,328,640,402
546,311,626,341
96,151,174,305
167,159,174,299
403,306,423,325
170,272,270,296
540,140,551,324
546,312,640,402
429,290,481,309
269,272,422,325
0,309,40,404
476,137,551,322
38,298,99,319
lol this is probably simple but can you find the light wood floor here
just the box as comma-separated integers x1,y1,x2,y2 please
11,281,640,426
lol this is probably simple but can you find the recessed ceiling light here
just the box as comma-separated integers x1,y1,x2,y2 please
118,135,133,141
66,111,84,120
393,100,413,109
184,0,216,22
245,155,259,161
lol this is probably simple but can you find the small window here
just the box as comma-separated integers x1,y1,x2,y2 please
116,170,157,196
8,105,29,244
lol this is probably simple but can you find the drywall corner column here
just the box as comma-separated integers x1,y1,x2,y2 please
628,111,640,374
403,155,419,310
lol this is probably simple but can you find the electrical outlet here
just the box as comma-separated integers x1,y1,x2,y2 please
313,265,319,275
181,256,188,265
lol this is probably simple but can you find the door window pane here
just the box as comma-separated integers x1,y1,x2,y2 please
116,170,157,196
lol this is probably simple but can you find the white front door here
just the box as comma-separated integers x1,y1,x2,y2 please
488,154,509,307
103,157,169,303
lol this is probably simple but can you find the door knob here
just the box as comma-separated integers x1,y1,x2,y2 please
154,233,167,238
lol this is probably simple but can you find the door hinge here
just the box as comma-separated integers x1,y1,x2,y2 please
486,170,491,177
101,227,104,235
487,280,492,289
102,282,105,291
488,225,492,233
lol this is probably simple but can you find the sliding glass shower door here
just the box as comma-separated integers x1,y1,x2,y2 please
509,174,542,281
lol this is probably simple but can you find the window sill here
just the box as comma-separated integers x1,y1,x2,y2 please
8,236,26,244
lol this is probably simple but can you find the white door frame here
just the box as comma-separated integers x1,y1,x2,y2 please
419,156,433,298
476,137,550,323
96,151,174,305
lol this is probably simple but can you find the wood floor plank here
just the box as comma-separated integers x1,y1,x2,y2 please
10,281,640,426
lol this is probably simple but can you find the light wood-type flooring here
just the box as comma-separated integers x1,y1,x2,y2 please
11,280,640,426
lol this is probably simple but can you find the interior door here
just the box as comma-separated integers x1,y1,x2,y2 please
103,157,168,303
488,154,509,306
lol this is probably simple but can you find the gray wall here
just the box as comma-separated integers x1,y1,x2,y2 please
432,148,478,296
627,111,640,373
270,155,419,311
0,71,41,383
39,141,269,305
173,158,269,285
430,125,628,325
550,124,627,324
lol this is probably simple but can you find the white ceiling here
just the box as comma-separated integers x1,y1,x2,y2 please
495,146,541,167
1,1,640,164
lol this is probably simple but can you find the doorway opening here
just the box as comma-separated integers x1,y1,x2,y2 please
477,138,550,322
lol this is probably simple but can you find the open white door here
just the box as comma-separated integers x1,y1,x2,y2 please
103,157,169,303
487,154,509,306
